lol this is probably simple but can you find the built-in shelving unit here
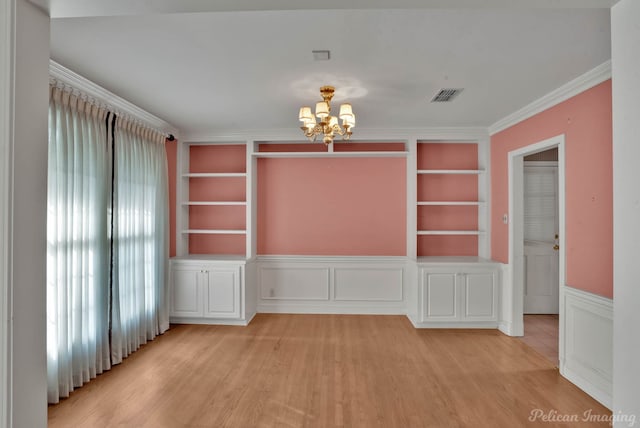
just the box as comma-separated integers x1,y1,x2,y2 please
172,136,493,327
176,142,249,256
415,140,488,257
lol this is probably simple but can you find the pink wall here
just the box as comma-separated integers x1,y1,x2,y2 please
165,138,177,257
257,157,406,256
491,80,613,298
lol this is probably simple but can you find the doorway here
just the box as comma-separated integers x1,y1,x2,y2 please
523,152,559,314
507,134,566,369
520,150,560,365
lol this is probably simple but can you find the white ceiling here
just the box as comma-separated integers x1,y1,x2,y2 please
44,1,613,138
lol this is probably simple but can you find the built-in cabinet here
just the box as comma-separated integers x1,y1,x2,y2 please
170,256,255,325
407,257,500,327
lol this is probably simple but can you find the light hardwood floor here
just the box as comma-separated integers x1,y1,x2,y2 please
48,314,610,427
520,314,559,366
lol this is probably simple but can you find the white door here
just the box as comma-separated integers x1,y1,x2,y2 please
523,163,559,314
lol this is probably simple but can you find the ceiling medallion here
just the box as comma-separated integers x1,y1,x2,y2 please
298,86,356,145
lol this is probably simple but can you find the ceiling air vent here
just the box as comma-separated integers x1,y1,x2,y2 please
431,88,463,103
312,50,330,61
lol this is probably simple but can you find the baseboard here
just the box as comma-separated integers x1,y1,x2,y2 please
561,286,613,410
562,365,612,410
170,317,253,326
411,320,499,329
498,320,513,336
258,302,406,315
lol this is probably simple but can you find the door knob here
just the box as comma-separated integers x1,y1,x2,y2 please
553,244,559,251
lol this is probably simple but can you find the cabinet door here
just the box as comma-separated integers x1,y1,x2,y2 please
171,267,203,317
462,271,497,321
204,267,240,319
422,272,459,322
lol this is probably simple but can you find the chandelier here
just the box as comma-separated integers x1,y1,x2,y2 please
298,86,356,145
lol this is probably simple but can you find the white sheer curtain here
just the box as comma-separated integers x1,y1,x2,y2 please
110,117,169,364
47,85,170,402
46,86,112,403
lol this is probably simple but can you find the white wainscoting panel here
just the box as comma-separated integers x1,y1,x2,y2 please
561,286,613,409
257,257,408,314
259,267,330,300
334,268,403,301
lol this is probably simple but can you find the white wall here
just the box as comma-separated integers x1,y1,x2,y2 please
0,0,14,425
611,0,640,424
0,0,50,427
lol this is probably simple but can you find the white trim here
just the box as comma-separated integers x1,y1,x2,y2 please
478,134,491,259
406,138,418,259
255,255,409,264
252,150,408,158
498,263,513,336
49,60,180,137
257,302,406,315
181,229,246,234
489,60,611,135
0,0,13,425
561,286,613,409
169,315,254,326
182,201,247,206
182,172,246,178
408,317,498,329
183,127,489,143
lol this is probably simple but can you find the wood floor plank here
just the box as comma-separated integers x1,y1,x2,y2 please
48,314,611,427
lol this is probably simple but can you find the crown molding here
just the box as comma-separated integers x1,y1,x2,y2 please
49,60,180,137
182,127,489,143
488,60,611,136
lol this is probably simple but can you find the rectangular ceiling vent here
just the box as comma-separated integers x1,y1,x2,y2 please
312,50,330,61
431,88,463,103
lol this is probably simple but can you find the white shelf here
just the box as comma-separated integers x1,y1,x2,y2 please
417,169,484,175
182,229,247,235
182,201,247,206
417,201,484,206
253,151,408,158
182,173,247,178
417,230,483,236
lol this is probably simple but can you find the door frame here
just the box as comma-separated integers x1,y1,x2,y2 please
507,134,566,366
